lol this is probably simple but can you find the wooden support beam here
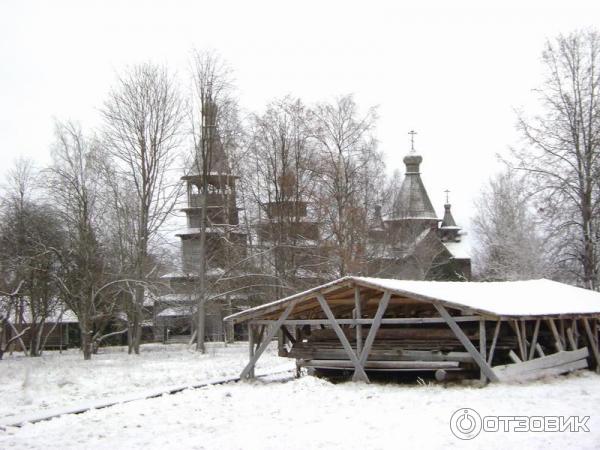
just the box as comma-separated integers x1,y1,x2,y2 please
281,326,296,345
521,320,528,358
354,286,362,355
479,319,487,382
240,301,296,380
354,291,391,381
255,325,266,352
250,316,481,326
433,302,499,382
566,327,577,350
547,319,564,352
247,324,255,379
487,320,501,365
511,320,526,361
316,294,369,382
508,350,522,364
535,343,545,357
528,319,541,361
582,318,600,372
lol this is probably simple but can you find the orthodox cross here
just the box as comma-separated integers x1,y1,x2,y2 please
408,130,417,152
444,189,451,204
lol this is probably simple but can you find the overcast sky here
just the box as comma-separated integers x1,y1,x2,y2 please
2,0,599,231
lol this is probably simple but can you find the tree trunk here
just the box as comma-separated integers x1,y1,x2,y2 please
80,323,92,360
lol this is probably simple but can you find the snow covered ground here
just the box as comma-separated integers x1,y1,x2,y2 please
1,345,600,449
0,342,291,420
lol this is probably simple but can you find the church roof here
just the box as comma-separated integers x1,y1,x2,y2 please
441,203,457,227
389,152,438,221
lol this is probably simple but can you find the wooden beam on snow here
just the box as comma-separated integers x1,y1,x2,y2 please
433,302,499,382
316,294,369,382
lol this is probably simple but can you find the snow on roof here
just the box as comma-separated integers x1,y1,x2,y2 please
157,306,193,317
225,276,600,322
443,237,471,260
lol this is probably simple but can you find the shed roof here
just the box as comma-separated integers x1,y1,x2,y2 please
224,276,600,323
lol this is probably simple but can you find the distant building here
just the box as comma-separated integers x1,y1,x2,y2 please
153,126,252,343
368,147,471,280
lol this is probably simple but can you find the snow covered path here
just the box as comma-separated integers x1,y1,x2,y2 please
2,370,600,449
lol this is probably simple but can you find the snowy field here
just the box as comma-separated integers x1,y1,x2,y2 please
0,342,292,420
1,345,600,449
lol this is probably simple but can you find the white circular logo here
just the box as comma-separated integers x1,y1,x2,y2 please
450,408,482,440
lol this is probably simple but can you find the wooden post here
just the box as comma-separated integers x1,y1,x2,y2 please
354,291,391,381
248,324,255,379
547,319,564,351
582,318,600,372
528,319,541,361
487,320,501,365
511,320,526,360
520,320,528,357
240,301,296,380
316,294,369,382
354,286,362,355
434,303,499,382
479,319,487,382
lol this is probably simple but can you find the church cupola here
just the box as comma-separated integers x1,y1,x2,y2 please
388,131,438,222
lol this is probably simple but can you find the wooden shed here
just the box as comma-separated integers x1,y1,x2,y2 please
224,277,600,383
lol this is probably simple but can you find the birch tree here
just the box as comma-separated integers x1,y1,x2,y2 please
312,95,383,276
514,30,600,289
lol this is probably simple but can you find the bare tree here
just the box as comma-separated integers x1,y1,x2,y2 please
102,63,185,354
48,121,113,359
0,159,63,356
472,170,551,281
188,50,239,352
246,97,324,294
513,30,600,289
312,95,383,276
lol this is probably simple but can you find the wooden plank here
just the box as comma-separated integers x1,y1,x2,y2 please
487,320,501,364
582,318,600,372
301,359,460,370
316,294,369,382
547,319,564,351
497,358,588,382
528,320,541,361
240,301,296,380
494,347,589,374
433,302,499,382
